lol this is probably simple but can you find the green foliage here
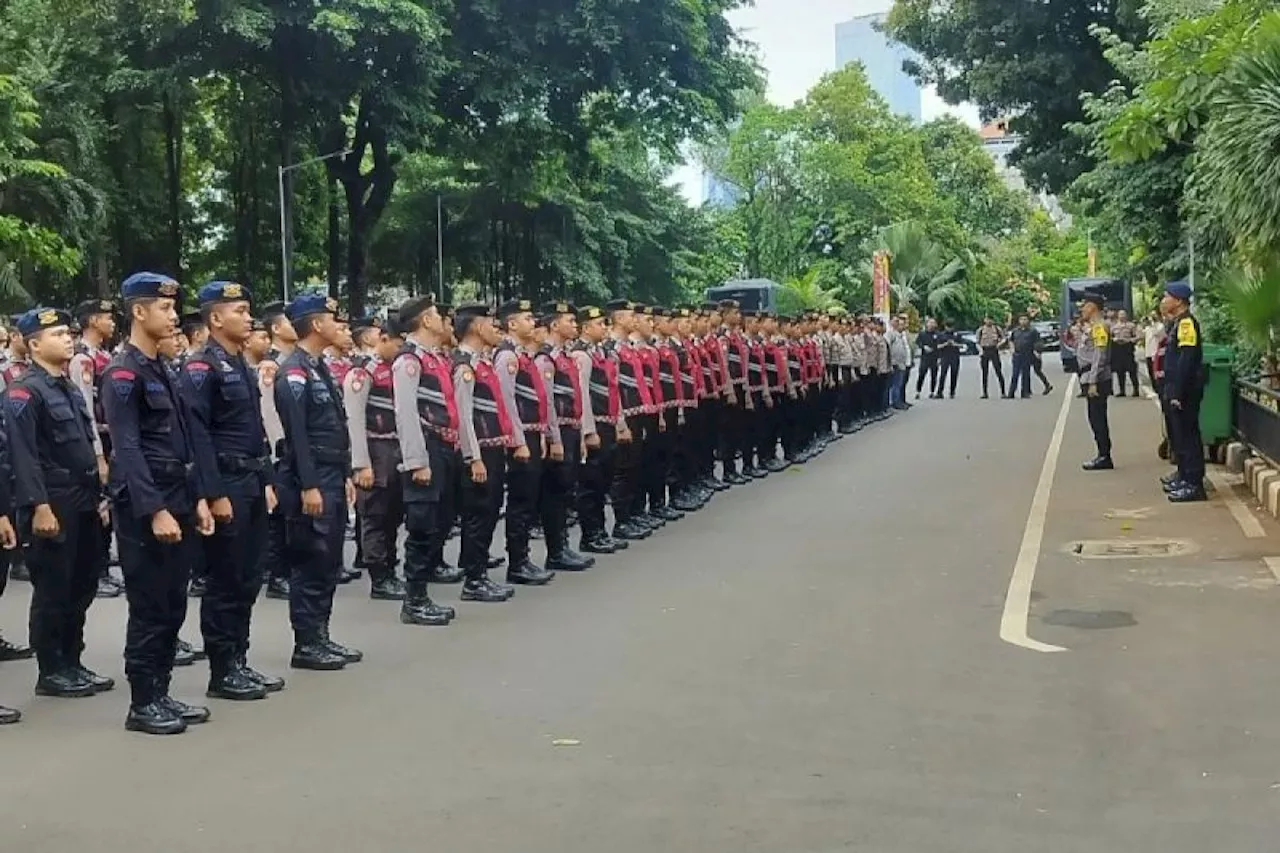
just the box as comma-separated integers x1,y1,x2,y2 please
886,0,1147,193
1215,259,1280,352
777,267,841,315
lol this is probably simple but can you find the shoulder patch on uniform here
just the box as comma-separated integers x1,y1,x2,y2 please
7,387,30,417
543,368,554,380
1092,324,1109,346
185,360,211,390
1177,317,1198,347
507,360,518,375
402,357,420,378
349,368,367,393
461,367,475,383
109,369,136,399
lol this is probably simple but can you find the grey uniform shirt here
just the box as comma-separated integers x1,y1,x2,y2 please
492,346,529,449
453,345,484,463
344,364,373,471
392,343,431,474
569,347,599,437
1077,320,1112,385
530,348,565,448
887,329,910,369
258,357,286,456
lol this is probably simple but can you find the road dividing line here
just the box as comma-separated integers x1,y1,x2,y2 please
1144,394,1266,539
1263,556,1280,584
999,377,1074,653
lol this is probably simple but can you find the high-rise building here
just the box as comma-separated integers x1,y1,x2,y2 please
834,13,922,123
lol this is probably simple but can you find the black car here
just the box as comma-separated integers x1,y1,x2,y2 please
1032,321,1060,352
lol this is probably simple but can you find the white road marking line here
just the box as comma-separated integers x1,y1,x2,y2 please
1263,556,1280,583
1144,394,1266,539
999,376,1074,653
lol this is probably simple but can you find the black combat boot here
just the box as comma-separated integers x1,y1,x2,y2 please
35,668,96,698
157,674,211,724
290,635,347,671
461,576,514,602
546,534,595,573
369,572,407,601
0,705,19,725
400,583,454,626
265,576,290,599
0,633,33,662
68,662,114,693
579,531,617,554
430,558,466,584
236,654,285,693
319,623,363,663
507,558,555,586
125,680,186,735
207,662,269,701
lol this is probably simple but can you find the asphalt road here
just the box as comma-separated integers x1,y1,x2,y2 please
2,357,1278,852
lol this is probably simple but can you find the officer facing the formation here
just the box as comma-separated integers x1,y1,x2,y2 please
102,272,215,735
1159,282,1206,503
390,296,460,626
180,281,282,701
7,308,112,700
1076,292,1114,471
274,292,360,672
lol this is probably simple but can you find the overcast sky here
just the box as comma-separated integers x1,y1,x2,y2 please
672,0,981,202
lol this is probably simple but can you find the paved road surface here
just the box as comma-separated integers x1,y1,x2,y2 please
2,359,1278,851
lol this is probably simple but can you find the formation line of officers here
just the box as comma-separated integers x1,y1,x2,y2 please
0,277,913,732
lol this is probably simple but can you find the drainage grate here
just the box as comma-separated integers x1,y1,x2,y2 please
1068,539,1193,558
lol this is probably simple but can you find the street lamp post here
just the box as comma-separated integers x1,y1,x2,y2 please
278,149,353,302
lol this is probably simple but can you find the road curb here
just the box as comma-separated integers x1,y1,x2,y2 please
1239,452,1280,520
1225,441,1248,474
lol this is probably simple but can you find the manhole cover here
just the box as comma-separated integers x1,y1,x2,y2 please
1042,609,1138,630
1067,539,1193,558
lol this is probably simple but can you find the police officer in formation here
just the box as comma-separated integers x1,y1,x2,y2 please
1158,282,1207,503
0,283,914,731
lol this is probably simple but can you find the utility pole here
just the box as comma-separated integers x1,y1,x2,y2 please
278,148,352,302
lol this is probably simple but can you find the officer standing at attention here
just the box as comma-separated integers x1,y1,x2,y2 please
0,396,18,724
536,302,596,572
179,282,282,702
7,308,111,700
102,272,215,735
258,301,293,600
1077,293,1114,470
574,305,631,554
345,318,409,601
452,304,517,602
1110,310,1141,397
68,299,121,599
390,296,460,626
1160,282,1207,502
274,293,360,672
495,299,557,585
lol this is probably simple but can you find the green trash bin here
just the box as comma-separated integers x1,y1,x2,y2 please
1199,344,1234,445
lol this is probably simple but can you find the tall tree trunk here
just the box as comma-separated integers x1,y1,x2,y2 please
277,74,296,298
162,90,183,276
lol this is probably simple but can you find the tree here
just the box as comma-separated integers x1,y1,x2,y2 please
886,0,1146,192
871,220,968,316
915,117,1029,242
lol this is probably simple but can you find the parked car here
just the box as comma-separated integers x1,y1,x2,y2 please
956,331,980,356
1032,321,1060,352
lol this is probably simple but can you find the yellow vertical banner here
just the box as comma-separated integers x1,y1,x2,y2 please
1087,246,1097,277
872,250,891,315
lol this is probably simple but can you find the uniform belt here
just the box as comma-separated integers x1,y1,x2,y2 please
216,453,271,474
151,459,194,482
311,446,348,465
368,433,398,441
43,466,97,487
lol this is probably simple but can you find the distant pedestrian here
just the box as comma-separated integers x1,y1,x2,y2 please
915,318,939,399
934,320,961,399
976,316,1006,399
1110,310,1140,396
1006,314,1040,399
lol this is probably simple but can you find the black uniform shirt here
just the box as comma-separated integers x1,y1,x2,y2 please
1164,311,1205,402
101,343,198,518
180,339,270,500
6,362,99,512
273,347,350,492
